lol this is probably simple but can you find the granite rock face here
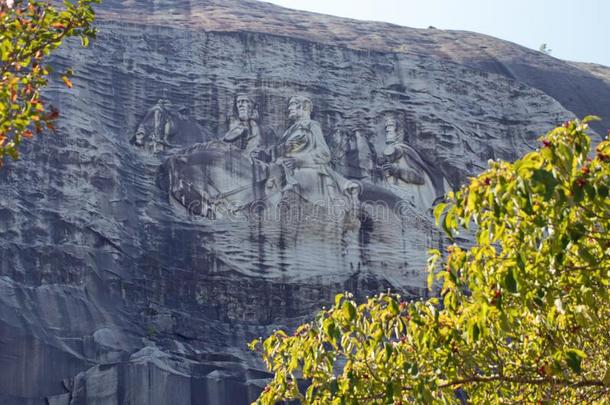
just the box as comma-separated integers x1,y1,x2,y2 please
0,1,608,404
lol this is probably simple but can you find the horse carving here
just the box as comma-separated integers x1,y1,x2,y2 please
132,98,213,153
159,142,264,219
158,96,364,220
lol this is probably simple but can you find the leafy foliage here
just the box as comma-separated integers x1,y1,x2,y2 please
0,0,99,166
251,117,610,403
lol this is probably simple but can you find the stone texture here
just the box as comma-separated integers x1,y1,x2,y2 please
0,1,608,404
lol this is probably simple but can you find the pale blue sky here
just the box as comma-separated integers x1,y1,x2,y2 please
264,0,610,66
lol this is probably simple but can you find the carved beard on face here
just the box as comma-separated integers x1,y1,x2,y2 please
237,104,252,121
385,127,399,144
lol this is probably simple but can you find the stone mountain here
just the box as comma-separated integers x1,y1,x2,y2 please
0,1,608,404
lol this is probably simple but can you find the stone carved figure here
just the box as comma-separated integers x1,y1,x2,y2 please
253,96,360,205
159,94,274,219
160,95,361,219
380,116,443,210
159,97,451,219
352,128,377,180
222,94,274,154
329,129,350,173
329,127,377,180
161,144,258,219
132,98,213,153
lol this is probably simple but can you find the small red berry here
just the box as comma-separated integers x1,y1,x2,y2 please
491,290,502,305
537,364,547,376
542,139,552,148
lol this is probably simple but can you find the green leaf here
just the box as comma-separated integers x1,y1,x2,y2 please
573,184,584,203
388,298,399,315
564,349,586,374
7,146,19,160
324,320,336,342
469,321,480,342
433,202,447,225
427,270,435,290
516,253,526,271
584,184,596,200
329,379,338,395
466,189,477,212
504,268,518,293
442,205,457,237
247,339,260,351
603,367,610,386
568,223,586,242
578,247,597,265
582,115,601,123
410,362,419,376
342,301,356,322
385,382,394,400
531,169,559,200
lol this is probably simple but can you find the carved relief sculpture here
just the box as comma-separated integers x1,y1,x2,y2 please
380,116,439,209
159,95,363,219
133,98,174,152
222,94,274,154
352,128,377,180
253,96,360,205
329,127,377,180
154,94,454,219
132,98,212,153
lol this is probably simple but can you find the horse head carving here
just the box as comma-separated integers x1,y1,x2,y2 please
132,98,214,153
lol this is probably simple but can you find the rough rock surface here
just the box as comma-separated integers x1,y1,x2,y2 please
0,1,608,404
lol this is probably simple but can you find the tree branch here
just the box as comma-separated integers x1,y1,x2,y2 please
439,375,605,389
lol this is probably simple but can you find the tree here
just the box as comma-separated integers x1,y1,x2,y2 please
0,0,99,167
250,117,610,403
539,43,552,55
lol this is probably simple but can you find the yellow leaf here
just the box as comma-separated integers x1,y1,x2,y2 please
62,75,73,88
